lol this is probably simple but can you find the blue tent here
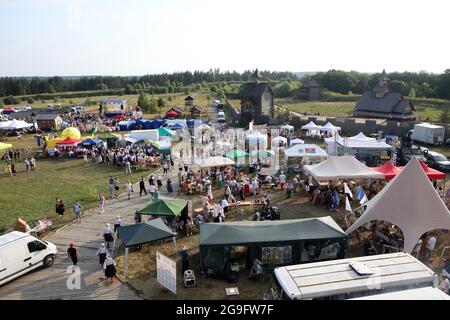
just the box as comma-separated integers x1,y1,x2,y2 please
80,138,102,147
142,120,154,129
118,120,134,131
151,119,165,129
187,119,195,128
170,123,184,129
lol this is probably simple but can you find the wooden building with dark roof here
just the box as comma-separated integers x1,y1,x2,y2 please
238,70,274,125
353,70,415,121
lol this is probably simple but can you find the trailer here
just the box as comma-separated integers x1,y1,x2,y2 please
411,123,445,145
269,252,438,300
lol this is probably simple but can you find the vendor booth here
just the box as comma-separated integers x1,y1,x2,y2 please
199,217,347,278
116,218,176,279
136,198,188,218
320,122,341,136
347,157,450,253
304,156,384,182
96,132,120,148
150,140,171,153
194,156,235,169
79,138,102,149
301,121,322,136
290,138,304,146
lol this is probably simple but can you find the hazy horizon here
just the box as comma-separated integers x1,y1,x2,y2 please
1,0,449,77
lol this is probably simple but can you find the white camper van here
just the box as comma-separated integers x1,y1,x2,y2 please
0,231,57,286
269,252,438,300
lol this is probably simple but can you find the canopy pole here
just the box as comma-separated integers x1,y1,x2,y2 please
124,247,129,280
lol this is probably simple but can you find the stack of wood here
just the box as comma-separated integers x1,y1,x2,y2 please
15,218,31,233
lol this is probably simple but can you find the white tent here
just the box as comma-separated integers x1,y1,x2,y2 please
346,157,450,253
195,156,235,168
272,136,287,144
301,121,322,131
281,124,294,131
303,155,384,181
350,132,375,141
246,131,268,148
285,144,328,159
0,119,33,130
320,122,341,133
290,138,304,146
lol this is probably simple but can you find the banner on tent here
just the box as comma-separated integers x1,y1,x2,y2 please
157,251,177,294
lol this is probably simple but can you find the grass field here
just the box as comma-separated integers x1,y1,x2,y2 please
279,98,449,122
0,134,156,233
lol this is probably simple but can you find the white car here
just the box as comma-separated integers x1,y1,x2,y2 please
0,231,57,286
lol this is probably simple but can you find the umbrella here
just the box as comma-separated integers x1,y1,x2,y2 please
114,114,125,120
195,123,211,131
166,110,177,117
224,148,248,160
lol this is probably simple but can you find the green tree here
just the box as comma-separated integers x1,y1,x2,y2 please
96,83,108,90
440,106,449,123
184,87,191,95
408,88,416,98
148,99,158,113
157,97,165,109
137,92,150,110
168,96,172,102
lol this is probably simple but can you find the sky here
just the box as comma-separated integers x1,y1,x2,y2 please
0,0,449,76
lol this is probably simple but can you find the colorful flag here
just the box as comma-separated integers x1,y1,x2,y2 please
345,197,352,212
359,193,368,205
344,183,353,200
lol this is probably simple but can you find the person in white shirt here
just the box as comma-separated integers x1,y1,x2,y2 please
96,243,109,269
149,184,157,198
221,198,229,214
212,203,220,223
424,234,437,261
113,216,122,233
103,223,114,248
125,181,133,200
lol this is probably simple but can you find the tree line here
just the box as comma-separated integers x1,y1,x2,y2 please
0,69,296,97
306,69,450,100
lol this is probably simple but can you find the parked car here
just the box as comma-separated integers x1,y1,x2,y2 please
0,231,57,286
395,143,425,166
423,150,450,172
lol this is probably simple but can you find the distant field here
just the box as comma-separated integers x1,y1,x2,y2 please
280,99,449,122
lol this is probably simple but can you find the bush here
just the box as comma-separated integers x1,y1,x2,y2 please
168,96,172,102
27,97,34,104
3,95,20,105
206,95,211,100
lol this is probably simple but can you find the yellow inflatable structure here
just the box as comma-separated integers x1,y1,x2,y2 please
61,127,81,140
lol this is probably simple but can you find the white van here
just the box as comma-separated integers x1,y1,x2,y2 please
269,252,438,300
0,231,57,286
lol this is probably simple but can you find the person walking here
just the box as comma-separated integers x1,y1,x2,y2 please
125,180,133,200
181,246,190,276
56,198,65,220
157,174,163,189
113,216,122,233
11,162,16,176
424,234,437,262
30,157,36,171
139,176,147,196
113,178,120,198
167,178,173,193
98,193,106,213
125,160,132,175
73,201,82,223
67,242,79,265
24,158,30,172
96,243,109,269
103,223,114,249
103,254,117,284
162,162,169,176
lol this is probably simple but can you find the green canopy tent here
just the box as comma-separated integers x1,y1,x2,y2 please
158,127,176,137
199,217,348,277
150,140,172,153
96,132,120,147
136,198,188,217
224,148,248,161
116,218,176,279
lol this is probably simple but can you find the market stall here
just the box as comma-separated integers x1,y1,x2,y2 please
200,217,348,278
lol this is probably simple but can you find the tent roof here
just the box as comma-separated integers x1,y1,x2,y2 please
285,144,328,158
301,121,322,131
272,136,287,143
350,132,375,141
150,140,171,150
0,119,33,130
158,127,176,136
304,156,384,181
170,123,184,129
224,148,248,160
195,156,235,168
419,160,446,180
200,217,347,246
96,132,120,139
246,131,267,140
346,157,450,253
281,124,294,130
290,138,304,145
373,161,402,181
136,199,188,217
320,122,341,132
80,138,102,145
0,142,13,150
56,137,80,145
117,218,174,247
